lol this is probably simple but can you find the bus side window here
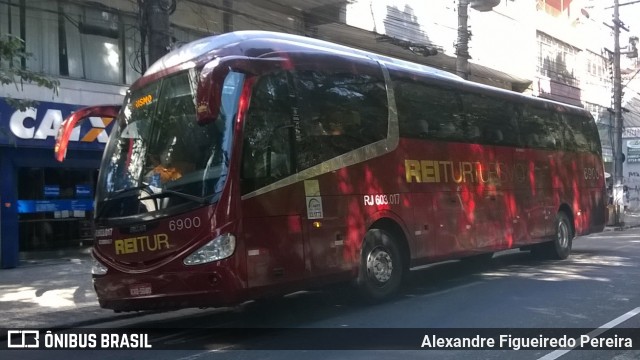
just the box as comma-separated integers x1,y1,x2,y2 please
542,134,557,149
242,137,267,179
416,120,430,138
583,115,601,154
467,125,481,142
392,75,461,142
268,126,292,178
458,92,520,147
439,122,458,140
243,128,292,182
562,113,593,153
522,106,556,150
241,72,294,194
294,63,388,170
492,129,504,144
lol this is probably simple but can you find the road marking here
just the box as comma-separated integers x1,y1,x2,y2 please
538,306,640,360
176,350,224,360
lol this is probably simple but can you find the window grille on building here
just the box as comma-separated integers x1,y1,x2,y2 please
536,31,580,88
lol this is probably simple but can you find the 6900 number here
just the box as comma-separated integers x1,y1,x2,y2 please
169,217,201,231
584,167,601,180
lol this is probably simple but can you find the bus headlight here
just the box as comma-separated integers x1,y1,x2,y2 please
184,233,236,265
91,256,108,275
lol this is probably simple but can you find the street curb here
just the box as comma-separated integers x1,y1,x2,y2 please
603,223,640,231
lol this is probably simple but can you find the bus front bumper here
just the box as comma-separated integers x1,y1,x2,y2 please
93,268,245,311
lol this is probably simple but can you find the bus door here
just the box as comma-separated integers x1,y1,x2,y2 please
240,71,307,289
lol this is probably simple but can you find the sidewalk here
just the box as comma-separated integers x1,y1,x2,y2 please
604,208,640,231
1,249,208,330
0,247,118,329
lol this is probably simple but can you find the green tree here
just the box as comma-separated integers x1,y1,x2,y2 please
0,33,59,111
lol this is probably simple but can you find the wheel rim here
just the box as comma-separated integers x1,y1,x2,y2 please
557,219,569,249
367,246,393,284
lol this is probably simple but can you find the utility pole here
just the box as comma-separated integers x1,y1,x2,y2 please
146,0,174,65
456,0,471,79
455,0,500,80
612,0,628,225
138,0,175,73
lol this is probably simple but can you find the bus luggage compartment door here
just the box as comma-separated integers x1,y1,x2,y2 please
243,216,305,288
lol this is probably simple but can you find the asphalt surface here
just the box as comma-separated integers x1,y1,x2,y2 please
2,211,639,329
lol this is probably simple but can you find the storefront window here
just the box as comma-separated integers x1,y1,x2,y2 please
0,1,205,85
17,168,96,252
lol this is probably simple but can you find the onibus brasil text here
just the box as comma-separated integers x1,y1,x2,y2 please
9,331,152,349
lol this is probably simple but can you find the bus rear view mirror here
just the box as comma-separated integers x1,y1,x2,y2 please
196,59,222,124
197,69,245,125
54,105,121,162
196,56,287,124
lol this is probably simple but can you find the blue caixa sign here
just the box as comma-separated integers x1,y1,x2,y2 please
0,98,115,151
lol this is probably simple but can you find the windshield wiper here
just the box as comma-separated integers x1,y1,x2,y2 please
95,183,155,220
138,189,210,204
95,185,215,221
104,183,155,202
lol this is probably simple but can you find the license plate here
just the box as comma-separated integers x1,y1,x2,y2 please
129,283,152,296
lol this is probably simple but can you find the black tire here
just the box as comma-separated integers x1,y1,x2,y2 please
533,211,573,260
356,228,404,301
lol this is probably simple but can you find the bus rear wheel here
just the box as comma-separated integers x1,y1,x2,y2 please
357,228,404,301
534,211,573,260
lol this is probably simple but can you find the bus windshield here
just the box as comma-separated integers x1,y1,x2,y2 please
95,69,241,220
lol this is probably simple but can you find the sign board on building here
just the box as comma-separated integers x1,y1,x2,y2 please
16,199,93,214
43,185,60,197
0,98,114,151
75,184,93,198
623,127,640,139
628,140,640,163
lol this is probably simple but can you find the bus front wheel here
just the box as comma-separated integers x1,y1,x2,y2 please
357,228,403,301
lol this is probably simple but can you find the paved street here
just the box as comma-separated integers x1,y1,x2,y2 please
2,211,639,328
2,217,640,359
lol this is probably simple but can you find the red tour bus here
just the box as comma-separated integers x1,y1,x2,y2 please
55,31,606,311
